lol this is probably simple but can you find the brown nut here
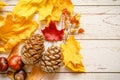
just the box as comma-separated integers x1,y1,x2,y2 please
14,69,27,80
8,55,24,70
0,57,8,72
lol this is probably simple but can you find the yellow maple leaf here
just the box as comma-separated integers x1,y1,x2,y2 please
46,0,73,21
0,13,38,52
12,0,73,21
0,15,4,26
0,1,7,26
61,36,85,72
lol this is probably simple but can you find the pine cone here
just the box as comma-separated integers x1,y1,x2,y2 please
21,34,44,65
40,46,62,72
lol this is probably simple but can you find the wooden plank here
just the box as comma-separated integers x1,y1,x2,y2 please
0,12,120,39
78,15,120,39
52,73,120,80
53,73,120,80
0,73,120,80
1,40,120,72
0,0,120,80
58,40,120,72
0,14,120,39
2,0,120,6
1,6,120,15
72,0,120,6
74,6,120,15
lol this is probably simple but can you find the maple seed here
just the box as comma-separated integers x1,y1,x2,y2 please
78,28,85,33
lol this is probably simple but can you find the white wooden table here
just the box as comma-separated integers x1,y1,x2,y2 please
0,0,120,80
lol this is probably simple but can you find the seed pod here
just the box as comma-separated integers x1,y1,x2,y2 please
40,46,62,72
21,34,45,65
14,69,27,80
0,57,8,72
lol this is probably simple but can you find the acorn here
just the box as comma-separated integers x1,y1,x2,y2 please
8,55,24,70
14,69,27,80
0,57,8,72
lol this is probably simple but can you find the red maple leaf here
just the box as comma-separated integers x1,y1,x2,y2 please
41,21,64,41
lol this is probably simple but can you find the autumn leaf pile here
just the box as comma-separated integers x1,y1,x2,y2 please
0,0,85,79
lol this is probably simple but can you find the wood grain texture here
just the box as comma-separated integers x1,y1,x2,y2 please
77,15,120,39
0,6,120,39
1,6,120,14
72,0,120,5
1,13,120,39
1,40,120,72
59,40,120,72
2,0,120,5
1,73,120,80
52,73,120,80
0,0,120,80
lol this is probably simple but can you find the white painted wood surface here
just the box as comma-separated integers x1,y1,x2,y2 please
2,0,120,5
0,0,120,80
1,6,120,14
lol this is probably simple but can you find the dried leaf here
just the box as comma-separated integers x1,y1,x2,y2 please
70,14,80,27
26,66,44,80
12,0,73,21
0,1,7,8
7,44,19,60
0,13,38,52
0,16,4,26
47,0,73,21
61,9,81,35
7,71,14,80
0,1,6,26
61,36,85,72
41,20,64,41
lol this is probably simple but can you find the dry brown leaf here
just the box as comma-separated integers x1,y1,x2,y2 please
26,66,44,80
7,44,19,60
7,71,14,80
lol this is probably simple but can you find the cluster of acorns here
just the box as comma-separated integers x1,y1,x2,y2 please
0,34,62,80
0,55,26,80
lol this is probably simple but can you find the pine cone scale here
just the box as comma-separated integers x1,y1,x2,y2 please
21,34,45,65
40,46,62,72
